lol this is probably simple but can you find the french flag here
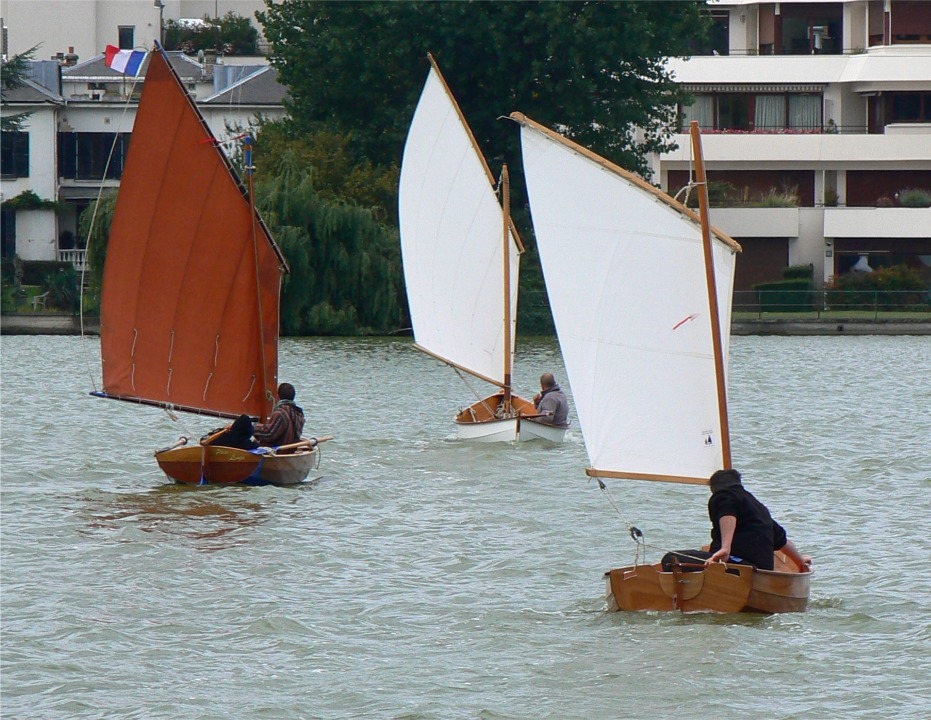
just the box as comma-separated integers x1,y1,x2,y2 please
105,45,147,76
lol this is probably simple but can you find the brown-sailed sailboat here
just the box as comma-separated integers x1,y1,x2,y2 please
514,115,811,613
92,44,328,485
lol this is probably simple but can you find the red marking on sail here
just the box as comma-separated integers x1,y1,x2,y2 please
673,313,700,330
100,47,284,421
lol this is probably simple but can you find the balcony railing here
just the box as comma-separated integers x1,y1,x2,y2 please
58,248,87,272
734,289,931,319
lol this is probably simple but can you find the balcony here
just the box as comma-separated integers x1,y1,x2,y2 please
58,248,87,271
663,131,931,165
824,207,931,238
709,208,800,238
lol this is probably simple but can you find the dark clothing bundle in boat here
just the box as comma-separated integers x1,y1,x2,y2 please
663,485,788,571
254,400,305,446
207,414,258,451
534,384,570,426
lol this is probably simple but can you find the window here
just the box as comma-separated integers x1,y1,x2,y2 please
0,131,29,177
1,209,15,260
691,10,729,56
118,26,134,50
680,93,822,132
755,96,786,131
681,95,714,130
789,95,822,129
718,94,751,130
887,92,931,123
58,132,132,180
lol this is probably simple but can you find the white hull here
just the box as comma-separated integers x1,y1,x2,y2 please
519,418,569,443
455,416,520,442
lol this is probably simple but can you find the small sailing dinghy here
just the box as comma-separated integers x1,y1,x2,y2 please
400,56,566,443
91,44,329,485
513,114,811,612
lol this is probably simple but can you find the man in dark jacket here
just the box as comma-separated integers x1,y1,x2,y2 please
208,414,259,451
254,383,305,447
532,373,570,426
662,469,811,572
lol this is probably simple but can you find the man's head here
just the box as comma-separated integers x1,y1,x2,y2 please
539,373,556,389
278,382,296,401
709,468,742,493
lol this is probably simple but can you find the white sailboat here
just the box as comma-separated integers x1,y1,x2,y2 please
400,57,565,442
513,115,811,612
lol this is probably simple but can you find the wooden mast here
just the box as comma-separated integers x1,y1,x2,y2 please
501,164,513,414
690,121,732,469
244,134,272,422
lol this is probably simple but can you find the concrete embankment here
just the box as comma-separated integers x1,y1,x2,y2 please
1,313,99,336
2,313,929,337
732,318,931,336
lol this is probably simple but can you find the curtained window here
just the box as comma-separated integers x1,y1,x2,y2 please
681,95,715,130
755,95,786,130
789,95,822,129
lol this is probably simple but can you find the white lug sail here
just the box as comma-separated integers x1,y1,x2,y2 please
516,117,738,482
400,65,519,387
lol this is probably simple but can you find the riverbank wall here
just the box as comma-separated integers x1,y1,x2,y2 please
2,313,930,337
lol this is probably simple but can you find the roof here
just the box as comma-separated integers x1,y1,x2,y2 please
1,76,64,105
63,50,208,82
202,65,287,105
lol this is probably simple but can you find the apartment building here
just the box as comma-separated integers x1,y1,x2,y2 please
653,0,931,291
1,0,282,268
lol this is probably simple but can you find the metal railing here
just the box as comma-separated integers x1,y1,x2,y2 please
734,289,931,319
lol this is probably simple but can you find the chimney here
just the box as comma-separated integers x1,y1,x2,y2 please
63,46,79,66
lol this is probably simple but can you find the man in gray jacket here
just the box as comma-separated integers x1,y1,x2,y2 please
532,373,569,426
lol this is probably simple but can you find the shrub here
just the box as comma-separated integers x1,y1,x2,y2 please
825,264,929,310
753,279,815,312
751,185,799,207
897,188,931,208
43,266,79,311
782,264,814,281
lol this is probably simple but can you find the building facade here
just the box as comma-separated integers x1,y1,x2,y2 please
1,0,283,270
651,0,931,291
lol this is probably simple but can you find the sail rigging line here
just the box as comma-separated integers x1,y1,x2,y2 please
453,367,498,418
78,70,146,393
595,478,717,567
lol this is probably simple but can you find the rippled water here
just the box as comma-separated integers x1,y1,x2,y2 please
1,334,929,719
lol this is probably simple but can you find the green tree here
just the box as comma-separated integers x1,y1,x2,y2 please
258,1,706,175
1,46,37,133
257,1,708,335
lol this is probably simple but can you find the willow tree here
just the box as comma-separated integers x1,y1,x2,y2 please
77,192,118,314
257,152,405,336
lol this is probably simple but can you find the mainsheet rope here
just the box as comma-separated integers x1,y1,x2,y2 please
595,478,713,567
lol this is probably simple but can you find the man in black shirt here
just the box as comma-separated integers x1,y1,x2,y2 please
662,469,811,572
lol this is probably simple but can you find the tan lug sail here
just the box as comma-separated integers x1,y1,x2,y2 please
93,44,329,484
